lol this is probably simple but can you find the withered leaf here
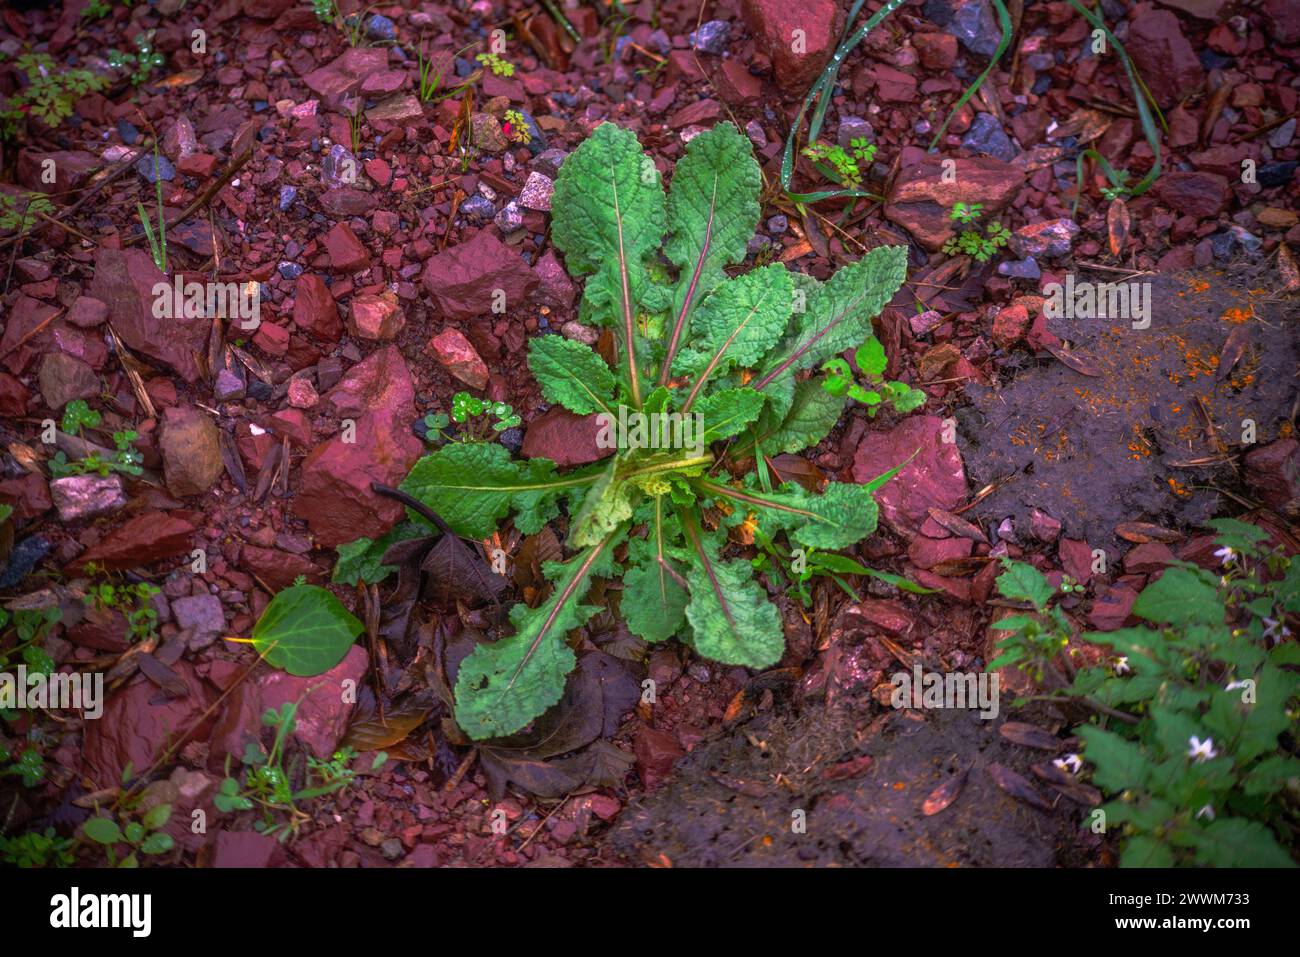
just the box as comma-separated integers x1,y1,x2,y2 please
1107,198,1129,257
1217,326,1249,380
137,652,189,698
1043,340,1102,377
999,721,1063,751
340,688,435,752
1115,521,1182,544
988,763,1052,810
927,507,987,543
421,533,508,606
922,767,968,816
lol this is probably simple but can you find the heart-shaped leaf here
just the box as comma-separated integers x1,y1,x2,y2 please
251,584,363,677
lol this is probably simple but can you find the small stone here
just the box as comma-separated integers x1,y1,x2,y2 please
461,194,496,222
349,292,404,340
494,200,524,233
1030,508,1062,543
690,20,730,54
997,257,1041,279
531,149,568,178
561,321,598,346
214,367,246,401
66,296,109,328
171,593,225,648
1268,118,1296,150
287,377,319,409
278,185,298,211
278,262,304,280
50,475,127,523
159,405,223,498
136,153,176,183
1012,219,1079,260
38,353,98,409
518,171,554,211
321,144,359,189
766,214,788,235
469,113,507,153
430,328,489,390
961,112,1017,162
1258,161,1298,189
365,13,396,41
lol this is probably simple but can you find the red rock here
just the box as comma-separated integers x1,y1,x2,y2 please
1058,538,1094,584
159,405,223,497
1157,0,1227,19
0,373,29,417
213,831,286,869
324,222,371,273
295,346,423,547
633,726,684,790
0,296,58,375
534,249,576,310
1012,218,1079,259
714,60,762,106
16,149,97,196
0,473,51,520
870,65,917,104
885,155,1026,251
851,415,967,535
303,47,390,108
1030,508,1062,543
256,646,366,758
1088,583,1139,631
1151,172,1231,220
667,98,721,129
292,274,342,340
850,599,914,636
1244,439,1299,515
82,660,217,788
66,295,108,328
67,512,196,573
240,544,325,591
741,0,844,96
287,377,319,409
913,31,957,70
88,249,209,383
908,535,973,569
430,328,489,390
991,303,1029,349
521,407,615,468
1125,9,1206,108
319,188,378,218
1124,542,1175,575
253,321,290,357
364,157,391,187
267,409,313,447
349,291,405,340
177,153,218,177
422,228,539,321
37,353,98,410
1264,0,1300,44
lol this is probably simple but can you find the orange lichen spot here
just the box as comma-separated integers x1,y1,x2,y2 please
1221,306,1252,324
1189,279,1210,294
1167,477,1193,498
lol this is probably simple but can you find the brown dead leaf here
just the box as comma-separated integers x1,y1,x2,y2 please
158,68,204,88
1201,81,1233,147
1107,198,1129,257
999,721,1063,751
988,763,1052,810
1217,325,1250,380
926,507,987,542
918,342,962,380
922,767,968,816
1114,521,1182,544
1048,108,1110,144
1043,340,1102,377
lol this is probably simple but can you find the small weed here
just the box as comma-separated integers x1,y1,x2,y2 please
503,108,531,145
821,338,926,417
85,580,161,643
48,400,144,479
801,137,876,190
82,803,173,867
1,54,107,136
107,34,165,87
0,191,54,235
942,202,1010,262
0,828,76,868
136,146,168,273
475,52,514,77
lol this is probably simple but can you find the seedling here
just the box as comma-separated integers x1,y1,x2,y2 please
0,604,61,690
381,122,909,740
49,402,144,478
84,580,161,643
821,338,926,417
801,137,876,190
475,52,515,77
0,192,54,234
137,145,168,273
107,34,165,87
0,54,107,135
0,828,75,868
942,202,1010,262
214,701,385,842
82,804,173,867
503,109,531,145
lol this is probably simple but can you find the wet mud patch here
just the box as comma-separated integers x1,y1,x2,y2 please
605,702,1093,868
958,271,1299,550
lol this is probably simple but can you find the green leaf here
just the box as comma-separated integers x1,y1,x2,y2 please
250,584,363,677
674,264,792,392
623,506,688,643
139,832,174,855
1183,818,1296,868
1119,835,1175,868
401,442,600,540
855,337,887,377
683,542,784,669
752,245,908,394
568,460,635,549
454,537,615,740
332,523,425,586
1078,725,1149,792
551,122,666,402
83,816,122,845
663,122,761,320
994,561,1055,610
707,479,880,551
748,378,846,456
695,388,765,443
1133,567,1224,626
527,335,617,417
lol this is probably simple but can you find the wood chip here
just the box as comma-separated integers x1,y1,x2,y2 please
922,767,968,816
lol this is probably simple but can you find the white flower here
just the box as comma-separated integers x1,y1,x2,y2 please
1214,545,1237,567
1262,618,1292,645
1196,804,1215,821
1225,679,1250,692
1114,657,1130,675
1054,753,1083,775
1187,736,1218,763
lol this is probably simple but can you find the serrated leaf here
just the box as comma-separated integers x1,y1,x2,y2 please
551,122,666,403
695,388,765,443
527,335,617,416
856,337,887,377
250,584,363,677
332,523,426,586
698,478,879,551
454,537,616,740
568,460,635,548
753,245,908,395
674,265,792,394
622,500,687,642
1133,567,1224,626
401,442,601,540
1182,818,1295,868
995,561,1055,610
682,536,783,668
744,378,845,456
1077,725,1149,792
